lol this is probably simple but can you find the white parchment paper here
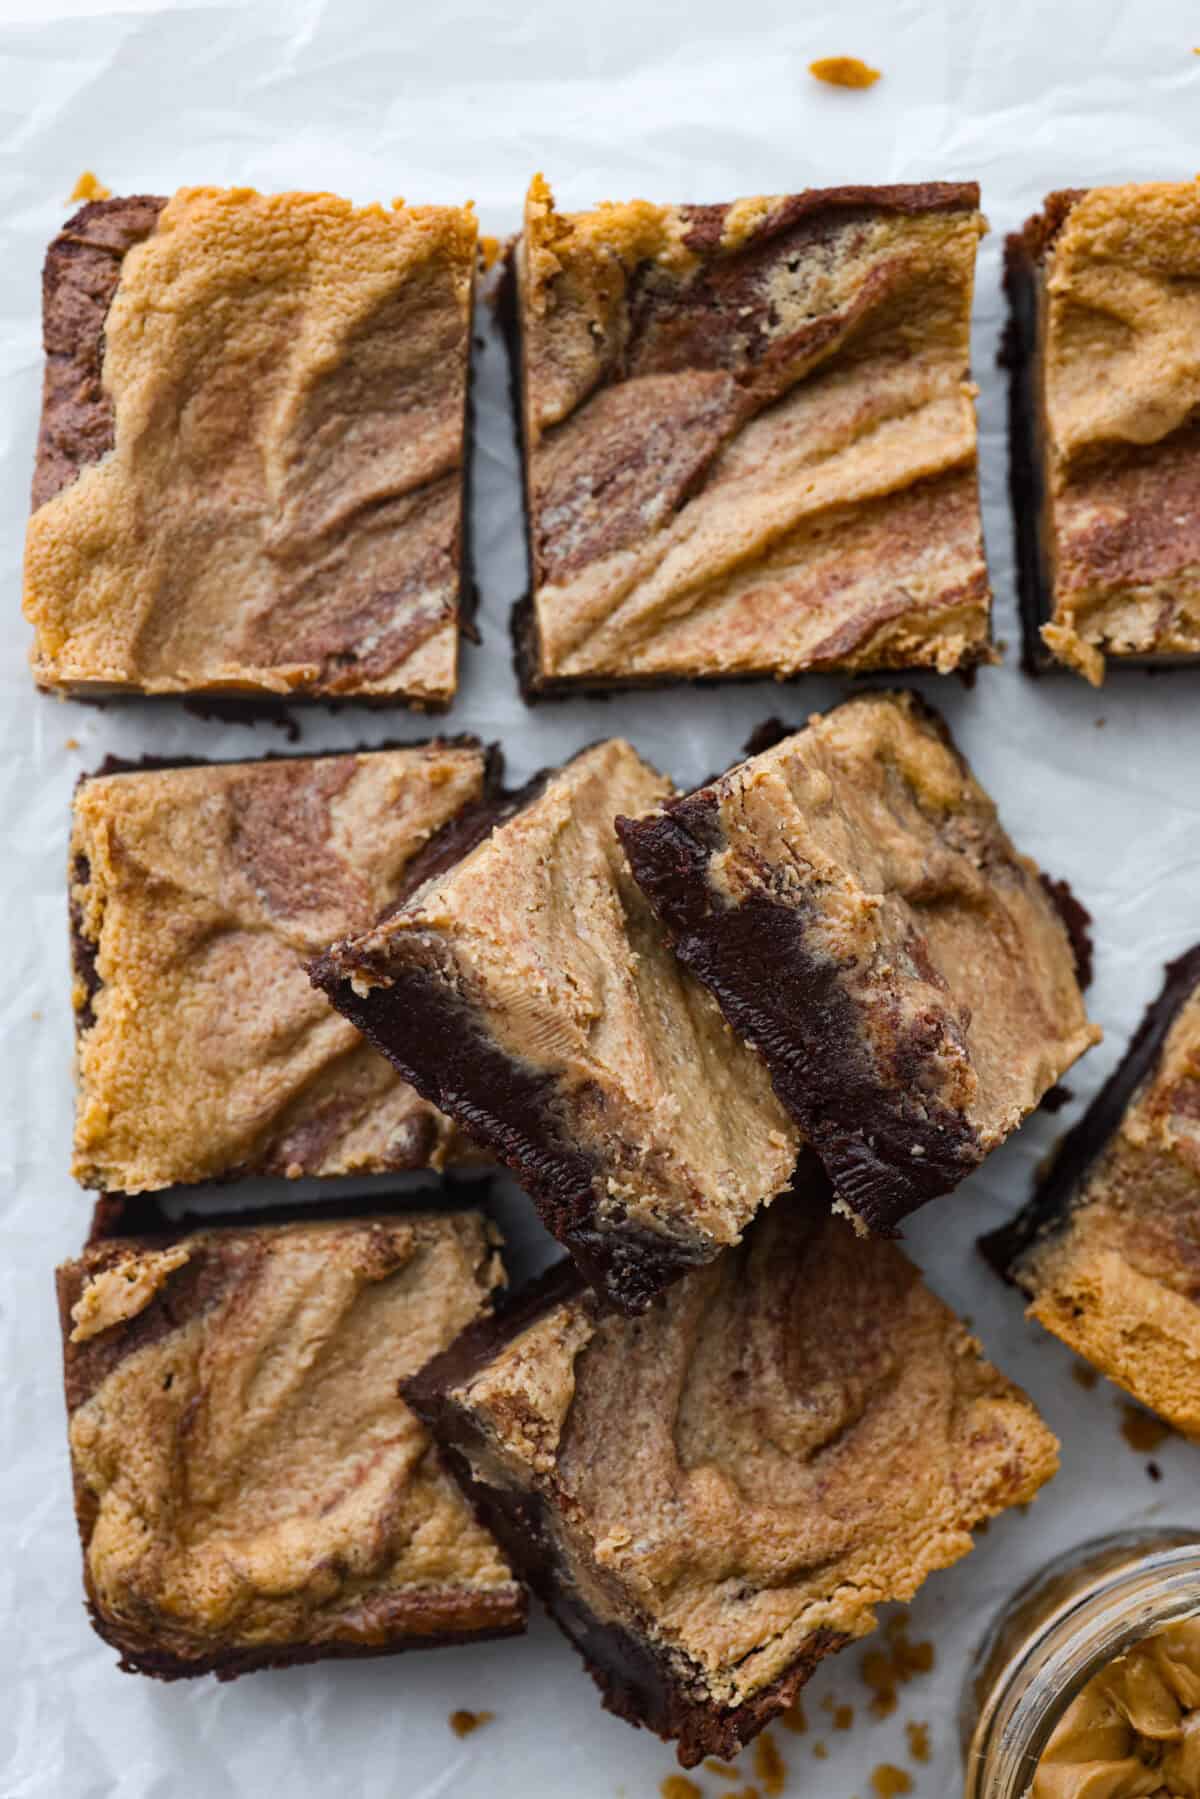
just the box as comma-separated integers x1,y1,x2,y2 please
2,1,1199,1792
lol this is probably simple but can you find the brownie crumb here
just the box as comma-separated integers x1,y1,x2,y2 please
1071,1362,1100,1390
871,1766,914,1797
752,1731,787,1796
861,1616,935,1718
809,54,882,86
780,1699,808,1734
1148,1460,1163,1482
1120,1403,1172,1453
704,1760,740,1780
660,1778,702,1799
906,1721,931,1763
814,1741,829,1759
448,1709,494,1738
69,170,111,203
1041,1084,1073,1114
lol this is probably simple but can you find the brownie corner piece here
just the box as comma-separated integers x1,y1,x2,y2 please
1005,182,1200,683
617,689,1099,1232
57,1199,526,1677
982,944,1200,1440
70,738,495,1194
406,1182,1057,1767
311,737,802,1312
507,174,991,698
25,186,477,705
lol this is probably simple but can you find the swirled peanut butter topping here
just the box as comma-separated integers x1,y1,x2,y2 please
1032,1619,1200,1797
1034,182,1200,684
71,743,486,1192
517,176,990,685
64,1212,517,1660
455,1201,1058,1708
25,187,475,702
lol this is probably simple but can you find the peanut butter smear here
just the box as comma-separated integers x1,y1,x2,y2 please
1017,982,1200,1441
1031,1619,1200,1797
809,56,882,88
25,186,476,703
516,177,991,688
1031,182,1200,684
452,1201,1058,1710
71,744,486,1192
62,1212,520,1662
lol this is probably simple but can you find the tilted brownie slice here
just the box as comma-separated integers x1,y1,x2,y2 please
982,946,1200,1440
405,1179,1058,1767
71,740,496,1192
25,187,477,706
311,739,802,1313
57,1198,526,1678
1005,183,1200,683
506,174,991,697
617,693,1099,1233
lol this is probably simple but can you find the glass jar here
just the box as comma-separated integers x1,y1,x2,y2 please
962,1530,1200,1798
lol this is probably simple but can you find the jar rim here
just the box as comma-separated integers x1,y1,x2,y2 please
964,1530,1200,1799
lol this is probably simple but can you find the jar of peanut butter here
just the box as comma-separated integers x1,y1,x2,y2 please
963,1531,1200,1797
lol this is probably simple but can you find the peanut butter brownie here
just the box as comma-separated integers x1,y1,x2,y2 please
311,740,802,1312
71,740,494,1192
406,1180,1058,1766
617,693,1099,1232
26,187,477,706
505,175,991,697
983,946,1200,1441
58,1199,526,1677
1005,183,1200,682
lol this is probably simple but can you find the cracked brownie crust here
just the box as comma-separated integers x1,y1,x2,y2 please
617,692,1099,1232
1005,183,1200,682
983,946,1200,1440
58,1201,526,1678
311,739,802,1312
25,188,477,705
406,1183,1058,1765
70,739,495,1193
508,176,992,697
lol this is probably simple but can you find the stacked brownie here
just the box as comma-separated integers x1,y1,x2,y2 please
27,172,1142,1770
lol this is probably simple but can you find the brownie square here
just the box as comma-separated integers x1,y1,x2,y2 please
58,1198,527,1678
71,740,496,1192
25,188,477,706
311,739,802,1313
983,946,1200,1439
1005,183,1200,683
616,692,1099,1232
506,175,991,698
406,1178,1058,1766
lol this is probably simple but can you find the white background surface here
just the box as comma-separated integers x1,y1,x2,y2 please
1,1,1199,1793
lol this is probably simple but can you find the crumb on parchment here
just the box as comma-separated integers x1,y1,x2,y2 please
69,171,111,203
448,1709,494,1738
809,56,882,88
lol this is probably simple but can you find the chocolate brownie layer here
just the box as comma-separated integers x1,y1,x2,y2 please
982,947,1200,1440
406,1181,1058,1766
617,692,1099,1232
508,176,992,697
25,188,477,705
1005,184,1200,682
71,739,496,1192
312,739,802,1312
58,1202,526,1677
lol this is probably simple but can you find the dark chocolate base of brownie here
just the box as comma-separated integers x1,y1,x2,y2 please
405,1262,849,1766
59,1185,526,1682
981,944,1200,1281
